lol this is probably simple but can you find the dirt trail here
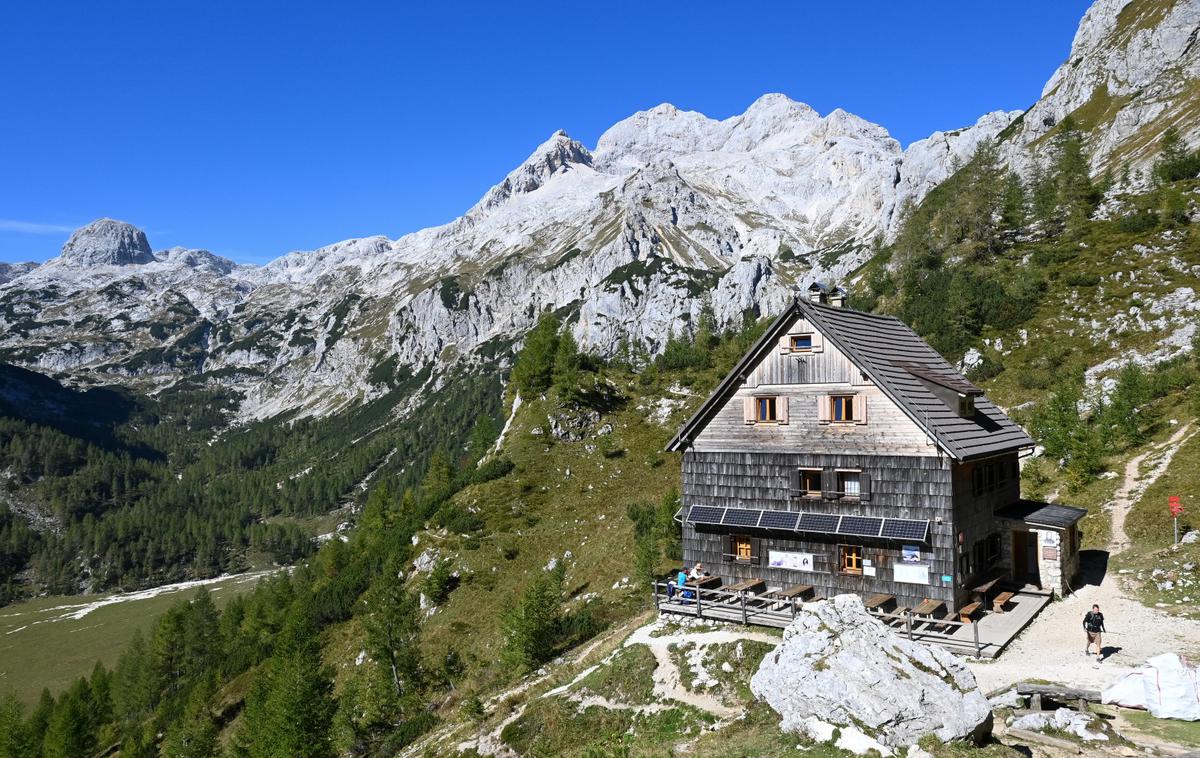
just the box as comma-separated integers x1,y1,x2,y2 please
968,423,1200,693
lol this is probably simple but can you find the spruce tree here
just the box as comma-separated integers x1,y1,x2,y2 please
0,694,30,758
160,676,218,758
510,312,561,395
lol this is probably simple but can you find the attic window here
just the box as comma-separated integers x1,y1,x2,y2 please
744,395,789,425
757,397,778,422
958,395,976,417
790,334,813,351
831,395,854,423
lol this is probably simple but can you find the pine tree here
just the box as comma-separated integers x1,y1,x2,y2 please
551,329,582,394
160,676,218,758
0,694,30,758
1154,126,1200,183
420,450,454,503
501,566,564,672
510,312,561,395
1051,118,1097,234
41,684,92,758
361,565,423,700
999,170,1029,237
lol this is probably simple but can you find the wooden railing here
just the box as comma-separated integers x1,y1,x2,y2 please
651,579,987,658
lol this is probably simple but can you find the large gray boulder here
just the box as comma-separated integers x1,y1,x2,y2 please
59,218,154,266
750,595,992,754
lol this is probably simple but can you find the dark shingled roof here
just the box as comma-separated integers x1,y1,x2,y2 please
666,295,1035,459
995,500,1088,529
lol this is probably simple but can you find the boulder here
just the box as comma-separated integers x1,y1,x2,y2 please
750,595,992,753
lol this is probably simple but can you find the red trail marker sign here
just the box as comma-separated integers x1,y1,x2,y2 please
1171,496,1183,543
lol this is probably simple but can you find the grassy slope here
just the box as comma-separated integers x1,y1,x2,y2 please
0,572,270,706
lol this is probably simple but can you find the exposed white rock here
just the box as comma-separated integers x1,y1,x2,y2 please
1011,708,1108,741
750,595,992,751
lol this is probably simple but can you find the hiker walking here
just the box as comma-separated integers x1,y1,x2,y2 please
1084,603,1106,660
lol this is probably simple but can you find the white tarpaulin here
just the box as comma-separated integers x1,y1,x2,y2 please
1101,653,1200,720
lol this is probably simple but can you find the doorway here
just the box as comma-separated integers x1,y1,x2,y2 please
1011,530,1040,587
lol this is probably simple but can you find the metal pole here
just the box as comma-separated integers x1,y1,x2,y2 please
973,619,981,658
1175,515,1179,545
654,581,660,611
695,587,702,618
906,611,913,642
741,593,748,625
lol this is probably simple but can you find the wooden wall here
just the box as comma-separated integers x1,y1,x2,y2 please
681,450,961,611
949,453,1021,606
690,315,938,457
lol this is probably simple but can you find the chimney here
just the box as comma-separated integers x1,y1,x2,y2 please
829,287,847,308
806,282,828,304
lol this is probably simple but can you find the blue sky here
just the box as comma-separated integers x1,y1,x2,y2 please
0,1,1092,264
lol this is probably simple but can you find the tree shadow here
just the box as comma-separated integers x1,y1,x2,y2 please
1077,549,1109,587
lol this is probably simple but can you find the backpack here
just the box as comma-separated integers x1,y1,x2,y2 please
1084,611,1103,633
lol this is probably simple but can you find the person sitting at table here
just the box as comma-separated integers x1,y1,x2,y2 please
677,566,693,603
689,563,707,580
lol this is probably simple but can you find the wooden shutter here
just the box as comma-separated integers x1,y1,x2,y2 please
811,332,824,353
777,396,789,425
855,394,868,425
817,395,831,424
724,535,734,563
751,537,763,566
859,472,872,502
743,396,756,425
778,335,792,354
821,467,836,499
789,468,801,496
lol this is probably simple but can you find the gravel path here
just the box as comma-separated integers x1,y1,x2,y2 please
968,423,1200,693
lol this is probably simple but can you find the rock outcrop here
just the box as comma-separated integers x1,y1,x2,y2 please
750,595,992,754
57,218,155,266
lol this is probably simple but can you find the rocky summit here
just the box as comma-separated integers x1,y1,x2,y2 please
750,595,993,755
56,218,155,267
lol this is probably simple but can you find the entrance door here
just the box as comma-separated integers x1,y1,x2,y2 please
1011,530,1040,587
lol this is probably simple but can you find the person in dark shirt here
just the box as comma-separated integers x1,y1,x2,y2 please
1084,604,1106,660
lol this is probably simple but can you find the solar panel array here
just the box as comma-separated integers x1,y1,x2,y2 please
722,508,762,527
838,515,884,537
880,518,929,541
683,505,929,543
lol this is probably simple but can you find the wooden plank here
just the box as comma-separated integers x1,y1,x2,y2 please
1014,683,1102,701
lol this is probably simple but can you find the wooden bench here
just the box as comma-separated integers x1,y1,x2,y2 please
992,591,1015,614
958,602,982,624
929,609,958,633
686,575,722,590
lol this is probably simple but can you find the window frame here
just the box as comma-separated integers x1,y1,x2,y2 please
789,333,814,352
836,469,862,500
756,396,778,423
830,394,855,423
839,544,863,576
798,468,822,498
986,532,1002,563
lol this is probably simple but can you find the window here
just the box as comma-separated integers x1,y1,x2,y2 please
729,536,755,564
757,396,778,422
958,395,976,418
798,468,821,498
986,532,1002,563
972,459,1010,496
839,545,863,575
789,334,813,351
958,551,971,579
831,395,854,422
837,470,861,499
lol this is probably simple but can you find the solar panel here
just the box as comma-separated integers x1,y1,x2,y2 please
687,506,725,525
796,512,840,534
722,508,762,527
881,518,930,541
838,516,884,537
757,510,799,531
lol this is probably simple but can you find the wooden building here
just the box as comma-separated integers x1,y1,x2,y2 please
666,285,1084,612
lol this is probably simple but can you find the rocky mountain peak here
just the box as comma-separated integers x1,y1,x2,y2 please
471,130,594,214
58,218,154,267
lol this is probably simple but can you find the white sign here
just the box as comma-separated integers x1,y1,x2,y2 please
768,550,815,572
863,566,877,577
893,563,930,585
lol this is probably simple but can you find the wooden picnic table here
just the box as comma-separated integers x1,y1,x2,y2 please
972,572,1007,606
726,577,766,594
913,599,946,617
864,593,895,611
772,583,813,600
686,575,721,589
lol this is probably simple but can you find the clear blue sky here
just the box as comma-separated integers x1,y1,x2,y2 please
0,1,1092,264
